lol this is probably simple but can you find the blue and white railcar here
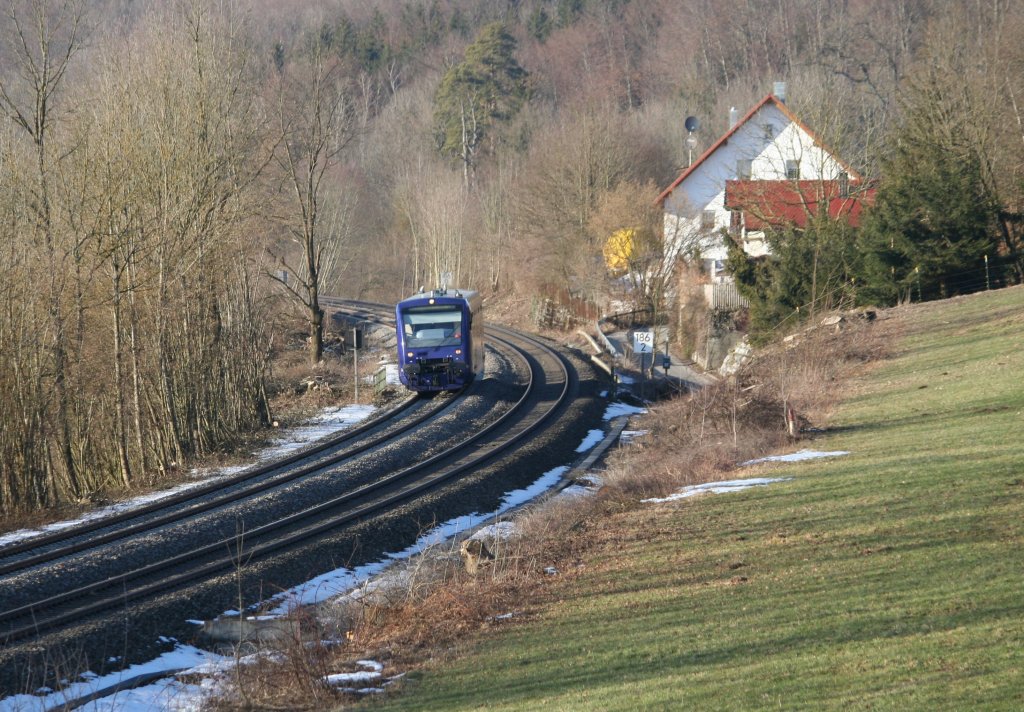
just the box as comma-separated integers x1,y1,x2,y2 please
395,288,484,392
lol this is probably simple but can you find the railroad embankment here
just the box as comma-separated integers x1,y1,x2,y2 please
208,286,1024,711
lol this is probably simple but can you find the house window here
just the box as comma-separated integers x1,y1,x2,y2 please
786,159,800,180
701,210,716,230
762,123,774,140
729,210,742,235
737,158,752,180
838,171,850,197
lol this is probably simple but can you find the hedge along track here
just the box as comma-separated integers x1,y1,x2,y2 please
0,311,570,645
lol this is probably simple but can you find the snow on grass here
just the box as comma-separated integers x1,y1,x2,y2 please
468,521,518,543
741,449,850,466
260,405,376,459
326,664,405,696
324,660,383,687
643,477,793,503
619,429,648,445
640,450,851,504
0,482,209,549
557,482,596,500
0,405,376,550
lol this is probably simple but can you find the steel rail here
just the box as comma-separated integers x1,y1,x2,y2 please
0,395,461,577
0,300,432,573
0,402,418,559
0,329,565,643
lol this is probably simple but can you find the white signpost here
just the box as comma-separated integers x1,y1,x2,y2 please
633,330,654,399
633,330,654,354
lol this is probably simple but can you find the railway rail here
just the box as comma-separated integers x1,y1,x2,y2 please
0,302,575,667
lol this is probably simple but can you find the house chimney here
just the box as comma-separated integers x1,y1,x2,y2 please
773,81,787,102
729,107,738,129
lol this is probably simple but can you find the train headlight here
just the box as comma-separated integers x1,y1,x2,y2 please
454,348,462,355
407,352,414,358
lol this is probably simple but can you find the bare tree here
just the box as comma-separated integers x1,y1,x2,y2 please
0,0,88,500
514,103,648,300
0,0,275,507
270,37,355,366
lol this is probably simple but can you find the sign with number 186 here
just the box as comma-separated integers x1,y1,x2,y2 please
633,331,653,353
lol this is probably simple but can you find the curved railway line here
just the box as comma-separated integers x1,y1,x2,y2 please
0,300,606,697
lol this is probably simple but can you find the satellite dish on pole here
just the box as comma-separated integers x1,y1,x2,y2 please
684,116,700,133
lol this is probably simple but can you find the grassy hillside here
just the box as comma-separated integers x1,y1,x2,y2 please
379,287,1024,710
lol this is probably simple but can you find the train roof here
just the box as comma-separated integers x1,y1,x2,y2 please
397,288,480,309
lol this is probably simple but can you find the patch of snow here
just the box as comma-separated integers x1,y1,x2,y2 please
557,483,594,500
556,472,604,501
261,405,377,459
604,402,646,420
0,482,207,549
741,449,850,466
643,477,792,503
469,522,518,542
619,429,648,445
575,429,605,453
325,661,401,696
324,660,383,686
0,644,229,712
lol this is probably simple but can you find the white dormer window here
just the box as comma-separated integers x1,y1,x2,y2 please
786,159,800,180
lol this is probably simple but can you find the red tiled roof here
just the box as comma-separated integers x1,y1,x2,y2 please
655,94,863,205
724,179,876,230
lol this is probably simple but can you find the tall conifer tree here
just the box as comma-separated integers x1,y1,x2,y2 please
434,23,528,189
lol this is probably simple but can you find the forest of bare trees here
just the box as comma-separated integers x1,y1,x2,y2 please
1,0,1022,515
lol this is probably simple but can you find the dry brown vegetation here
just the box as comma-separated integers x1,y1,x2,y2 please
204,312,891,709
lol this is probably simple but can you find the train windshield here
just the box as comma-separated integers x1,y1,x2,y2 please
401,305,464,348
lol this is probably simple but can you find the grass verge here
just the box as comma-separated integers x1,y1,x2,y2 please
370,287,1024,711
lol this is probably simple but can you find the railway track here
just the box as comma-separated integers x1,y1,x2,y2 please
0,303,575,658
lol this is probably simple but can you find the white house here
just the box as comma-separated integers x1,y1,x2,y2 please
657,91,861,282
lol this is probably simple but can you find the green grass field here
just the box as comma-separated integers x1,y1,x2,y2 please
378,287,1024,711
